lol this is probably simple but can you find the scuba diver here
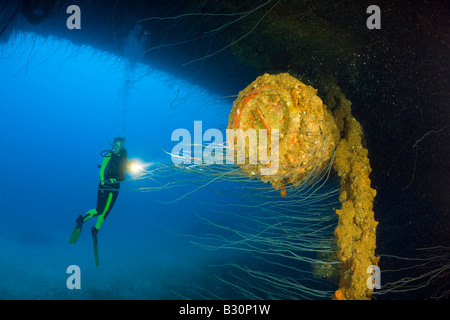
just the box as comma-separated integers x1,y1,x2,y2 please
69,137,130,266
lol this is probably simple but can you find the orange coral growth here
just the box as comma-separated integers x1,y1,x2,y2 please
334,289,346,300
228,73,338,191
280,183,286,197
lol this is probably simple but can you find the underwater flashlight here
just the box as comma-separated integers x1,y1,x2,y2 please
128,160,143,173
128,159,154,175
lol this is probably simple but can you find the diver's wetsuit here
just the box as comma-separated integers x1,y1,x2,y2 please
82,150,128,231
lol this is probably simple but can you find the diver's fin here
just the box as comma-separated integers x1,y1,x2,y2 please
91,226,100,267
68,215,84,244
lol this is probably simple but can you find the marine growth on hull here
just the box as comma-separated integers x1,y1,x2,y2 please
228,73,378,300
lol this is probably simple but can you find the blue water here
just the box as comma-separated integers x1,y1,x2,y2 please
0,32,242,299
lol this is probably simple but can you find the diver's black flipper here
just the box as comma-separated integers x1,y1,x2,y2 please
91,227,100,267
68,215,84,244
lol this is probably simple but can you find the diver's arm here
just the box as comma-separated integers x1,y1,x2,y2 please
99,154,111,185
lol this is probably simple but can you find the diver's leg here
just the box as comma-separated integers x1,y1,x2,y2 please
88,184,113,266
94,188,119,230
82,209,98,221
103,189,119,220
94,191,114,231
95,183,108,212
91,226,99,266
89,183,110,224
92,187,119,266
69,185,104,244
68,208,99,244
78,186,106,223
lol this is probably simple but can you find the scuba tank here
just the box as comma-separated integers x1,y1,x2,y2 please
98,149,128,182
